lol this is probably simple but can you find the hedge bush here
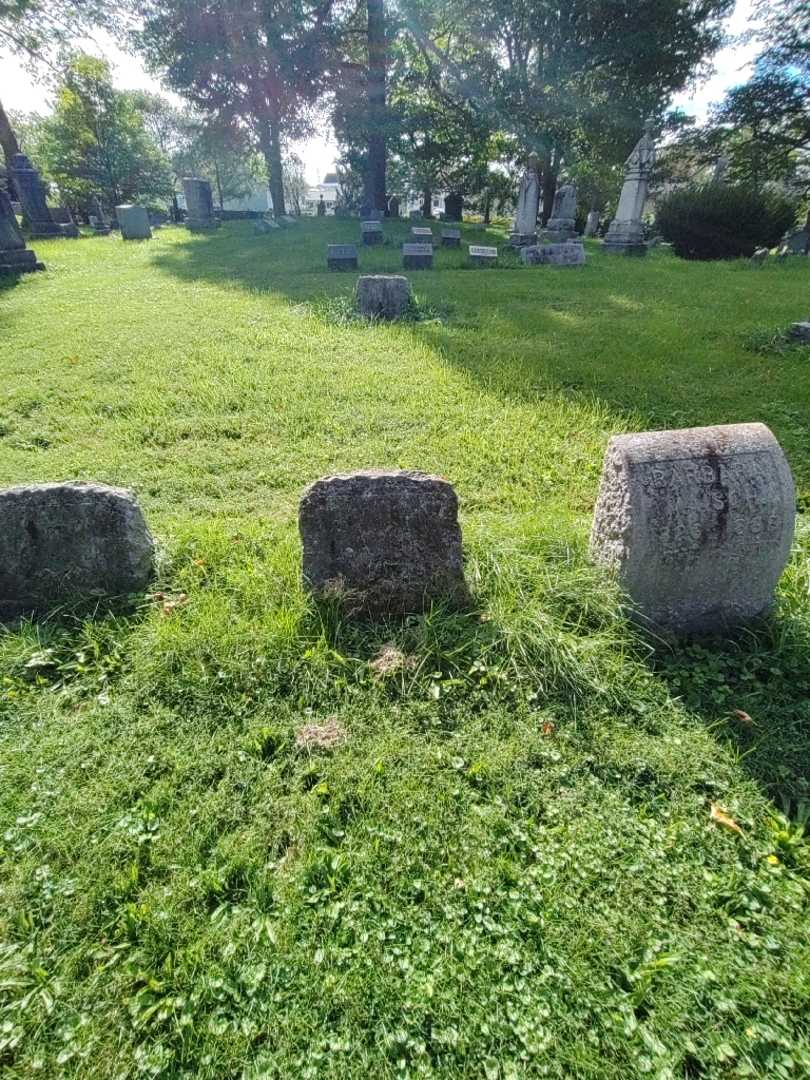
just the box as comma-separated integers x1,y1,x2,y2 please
655,184,797,260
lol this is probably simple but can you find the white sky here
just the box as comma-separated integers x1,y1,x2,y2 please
0,0,759,186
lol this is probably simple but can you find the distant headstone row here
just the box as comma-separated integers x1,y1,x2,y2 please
1,423,795,639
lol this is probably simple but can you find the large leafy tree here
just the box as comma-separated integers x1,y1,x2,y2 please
34,53,173,207
398,0,733,220
136,0,340,216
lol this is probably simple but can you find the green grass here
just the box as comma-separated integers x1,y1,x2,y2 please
1,218,809,1078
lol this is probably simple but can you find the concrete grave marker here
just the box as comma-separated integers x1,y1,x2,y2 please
183,177,219,231
402,242,433,269
411,227,433,241
50,206,80,237
788,321,810,343
521,241,585,267
590,423,795,636
10,153,63,239
441,228,461,248
116,205,152,240
0,189,44,274
299,470,467,616
545,183,577,241
469,244,497,267
327,243,358,270
0,483,155,615
361,220,384,246
604,121,656,256
356,275,411,319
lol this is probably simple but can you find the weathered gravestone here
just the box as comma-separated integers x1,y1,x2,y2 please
782,229,809,256
545,183,577,241
116,205,152,240
50,206,80,237
441,228,461,248
444,192,464,221
10,153,63,239
590,423,795,636
0,189,43,274
788,321,810,344
604,122,656,256
356,275,411,320
521,241,585,267
402,242,433,269
411,226,433,242
183,177,218,231
749,247,769,268
361,220,383,245
469,244,498,267
327,243,358,270
387,196,400,218
0,483,155,615
299,470,467,616
512,152,540,246
89,196,110,235
584,210,600,237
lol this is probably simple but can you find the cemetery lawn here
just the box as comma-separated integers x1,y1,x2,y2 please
2,219,810,1080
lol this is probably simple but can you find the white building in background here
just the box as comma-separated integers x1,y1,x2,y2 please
303,174,341,215
404,192,447,216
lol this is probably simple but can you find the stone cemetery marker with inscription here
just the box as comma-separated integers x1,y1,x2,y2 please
0,189,43,274
0,483,155,615
50,206,80,237
116,205,152,240
356,275,411,320
183,177,218,231
299,470,467,616
590,423,795,636
512,152,540,245
604,122,656,256
545,183,577,241
469,244,497,267
327,243,358,271
521,241,585,267
411,226,433,242
361,220,383,246
402,242,433,270
584,210,600,237
10,153,63,239
90,196,110,234
441,228,461,248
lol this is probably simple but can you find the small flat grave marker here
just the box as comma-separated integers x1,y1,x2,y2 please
327,243,359,271
361,220,383,246
402,242,433,270
469,244,498,267
441,228,461,248
411,227,433,241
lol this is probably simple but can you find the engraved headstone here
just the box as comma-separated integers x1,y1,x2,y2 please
361,220,383,245
590,423,795,636
299,470,467,616
545,183,577,241
411,226,433,241
604,121,656,256
90,196,110,235
469,244,497,267
50,206,80,237
0,188,43,274
521,240,585,267
356,275,411,319
10,153,62,238
441,227,461,248
788,321,810,343
584,210,600,237
183,177,218,231
512,152,540,246
0,483,155,615
116,204,152,240
402,242,433,269
444,192,463,221
327,243,358,270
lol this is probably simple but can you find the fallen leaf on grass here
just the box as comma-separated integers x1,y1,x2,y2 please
295,716,346,752
541,721,555,736
710,803,744,837
732,709,755,728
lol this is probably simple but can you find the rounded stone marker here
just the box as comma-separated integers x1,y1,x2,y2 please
0,483,155,615
299,470,467,616
589,423,795,636
355,275,411,320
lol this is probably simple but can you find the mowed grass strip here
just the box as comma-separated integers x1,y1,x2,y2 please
0,220,809,1078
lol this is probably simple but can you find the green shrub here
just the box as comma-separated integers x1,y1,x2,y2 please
655,184,797,260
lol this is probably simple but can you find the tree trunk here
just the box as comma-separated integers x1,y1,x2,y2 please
483,190,491,225
213,158,225,210
0,97,20,166
259,113,286,217
365,0,387,212
421,187,432,218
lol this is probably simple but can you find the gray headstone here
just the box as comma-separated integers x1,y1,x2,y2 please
388,196,400,218
0,189,43,274
749,247,769,268
584,210,600,237
299,470,467,616
411,226,433,240
788,321,810,343
10,153,62,239
604,122,656,256
116,205,152,240
183,177,218,231
402,242,433,270
590,423,795,636
0,483,155,615
521,241,585,267
441,228,461,248
783,229,809,255
327,243,358,271
356,275,411,320
469,244,497,266
545,183,577,240
361,220,383,245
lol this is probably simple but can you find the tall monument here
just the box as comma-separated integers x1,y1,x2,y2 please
0,188,44,273
511,153,540,245
10,153,67,238
603,122,656,256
